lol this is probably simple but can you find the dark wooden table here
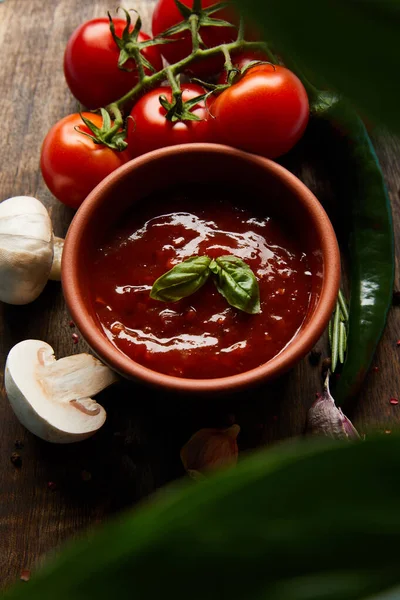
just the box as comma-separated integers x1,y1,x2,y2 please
1,0,400,590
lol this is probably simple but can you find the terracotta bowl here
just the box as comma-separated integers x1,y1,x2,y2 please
62,143,340,394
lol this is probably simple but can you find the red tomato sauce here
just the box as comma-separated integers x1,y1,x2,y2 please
89,187,313,379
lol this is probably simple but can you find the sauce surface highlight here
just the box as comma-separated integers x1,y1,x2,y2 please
90,188,312,378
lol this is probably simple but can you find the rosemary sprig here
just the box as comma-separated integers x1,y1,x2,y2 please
329,290,349,373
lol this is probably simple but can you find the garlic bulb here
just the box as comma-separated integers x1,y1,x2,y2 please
0,196,54,304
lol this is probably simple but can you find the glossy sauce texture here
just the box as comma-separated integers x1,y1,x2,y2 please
90,189,312,379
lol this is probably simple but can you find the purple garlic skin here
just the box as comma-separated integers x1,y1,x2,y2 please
307,374,360,440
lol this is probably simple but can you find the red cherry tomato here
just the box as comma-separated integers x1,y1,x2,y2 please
64,18,163,109
210,64,309,159
152,0,239,76
216,50,270,85
40,113,130,209
127,84,212,158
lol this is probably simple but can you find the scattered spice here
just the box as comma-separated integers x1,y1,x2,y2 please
392,290,400,306
309,347,322,366
390,398,399,405
69,320,75,328
14,439,24,449
72,333,79,344
180,424,240,478
20,569,30,582
10,452,22,467
47,481,57,491
81,470,92,482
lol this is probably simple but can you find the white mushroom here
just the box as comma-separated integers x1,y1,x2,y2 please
0,196,65,305
5,340,118,443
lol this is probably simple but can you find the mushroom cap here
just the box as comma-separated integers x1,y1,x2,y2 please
5,340,117,443
0,196,54,304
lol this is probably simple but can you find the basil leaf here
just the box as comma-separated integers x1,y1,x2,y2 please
5,436,400,600
209,255,260,314
236,0,400,131
150,255,211,302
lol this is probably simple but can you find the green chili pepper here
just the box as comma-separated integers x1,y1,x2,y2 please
311,93,394,406
274,51,394,406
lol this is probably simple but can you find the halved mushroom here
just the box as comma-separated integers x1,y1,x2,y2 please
5,340,118,443
0,196,65,304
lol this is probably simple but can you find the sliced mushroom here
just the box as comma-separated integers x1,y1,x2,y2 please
0,196,64,304
5,340,118,443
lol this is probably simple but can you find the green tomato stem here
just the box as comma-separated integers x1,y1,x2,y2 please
166,68,184,114
222,45,234,72
130,45,146,82
189,13,200,53
109,39,269,111
236,16,244,42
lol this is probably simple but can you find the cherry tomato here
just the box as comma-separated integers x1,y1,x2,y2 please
40,113,130,209
152,0,239,76
127,84,212,158
64,18,163,109
210,64,309,159
216,50,270,85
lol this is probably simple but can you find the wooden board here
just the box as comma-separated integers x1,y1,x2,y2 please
1,0,399,589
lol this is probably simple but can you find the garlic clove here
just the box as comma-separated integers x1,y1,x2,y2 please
307,373,360,440
181,424,240,476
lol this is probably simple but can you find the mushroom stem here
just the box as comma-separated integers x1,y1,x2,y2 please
49,236,64,281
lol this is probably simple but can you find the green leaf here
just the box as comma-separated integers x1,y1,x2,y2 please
138,37,175,48
331,301,341,373
199,15,236,27
204,1,233,15
338,289,349,322
99,108,111,132
235,0,400,131
139,53,157,73
174,0,193,19
117,48,131,70
157,20,191,38
339,321,347,364
5,436,400,599
150,255,211,302
209,255,260,314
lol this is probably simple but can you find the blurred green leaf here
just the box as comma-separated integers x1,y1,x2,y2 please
236,0,400,131
4,436,400,599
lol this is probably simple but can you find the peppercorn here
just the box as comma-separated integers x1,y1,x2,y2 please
10,452,22,467
309,347,322,366
392,290,400,306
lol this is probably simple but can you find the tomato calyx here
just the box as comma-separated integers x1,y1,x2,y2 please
77,109,128,151
158,0,236,51
223,60,275,86
108,8,169,79
159,70,207,122
159,88,208,122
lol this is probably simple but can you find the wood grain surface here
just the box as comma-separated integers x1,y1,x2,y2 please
1,0,400,590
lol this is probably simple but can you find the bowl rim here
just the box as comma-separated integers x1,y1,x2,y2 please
62,143,340,393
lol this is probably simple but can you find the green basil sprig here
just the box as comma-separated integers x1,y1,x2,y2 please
5,436,400,600
209,256,260,315
150,255,261,315
150,256,211,303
